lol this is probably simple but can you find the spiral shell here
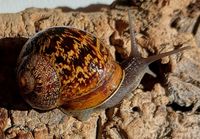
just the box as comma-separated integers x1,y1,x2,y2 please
17,27,123,111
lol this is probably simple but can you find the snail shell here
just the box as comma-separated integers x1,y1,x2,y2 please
17,11,190,117
17,27,123,111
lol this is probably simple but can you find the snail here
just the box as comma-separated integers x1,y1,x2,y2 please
17,11,190,120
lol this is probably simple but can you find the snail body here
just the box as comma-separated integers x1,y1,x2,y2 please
17,11,189,119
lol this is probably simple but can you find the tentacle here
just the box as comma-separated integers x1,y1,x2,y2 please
141,46,191,65
128,10,140,58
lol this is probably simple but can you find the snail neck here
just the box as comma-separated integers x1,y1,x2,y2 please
99,46,191,109
99,57,149,109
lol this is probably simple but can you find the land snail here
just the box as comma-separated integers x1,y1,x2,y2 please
17,11,190,120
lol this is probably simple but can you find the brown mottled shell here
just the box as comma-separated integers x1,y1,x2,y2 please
17,27,123,111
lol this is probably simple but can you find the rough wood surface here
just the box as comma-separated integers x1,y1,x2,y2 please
0,0,199,138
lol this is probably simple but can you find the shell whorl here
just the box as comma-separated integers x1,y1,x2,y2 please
17,54,60,110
